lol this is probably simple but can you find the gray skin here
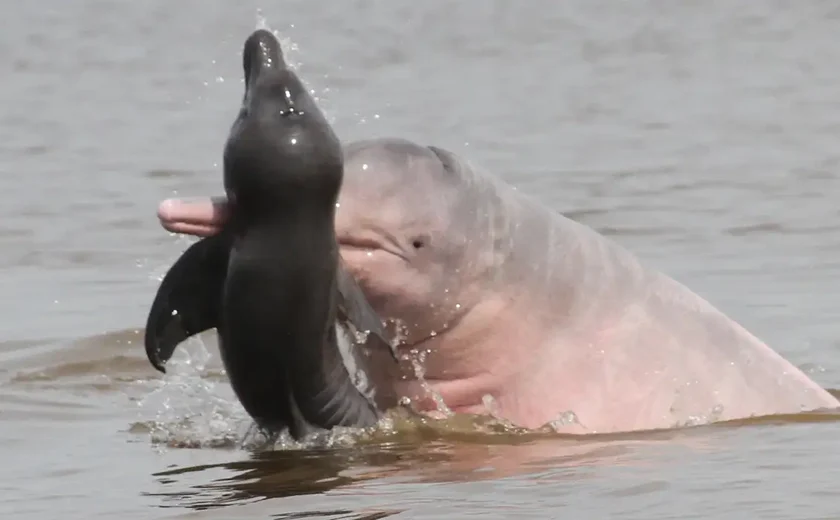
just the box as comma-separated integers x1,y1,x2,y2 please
144,30,398,441
159,137,840,434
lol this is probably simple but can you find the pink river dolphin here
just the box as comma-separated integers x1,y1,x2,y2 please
156,137,839,435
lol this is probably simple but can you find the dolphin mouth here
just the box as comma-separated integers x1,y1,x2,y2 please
338,236,409,262
337,236,382,252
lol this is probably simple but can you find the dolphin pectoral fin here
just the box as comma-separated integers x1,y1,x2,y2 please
335,262,398,361
286,320,382,437
144,233,232,373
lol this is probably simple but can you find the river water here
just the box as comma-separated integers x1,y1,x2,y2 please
2,1,840,518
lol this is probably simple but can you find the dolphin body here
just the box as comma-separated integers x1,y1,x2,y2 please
144,30,398,440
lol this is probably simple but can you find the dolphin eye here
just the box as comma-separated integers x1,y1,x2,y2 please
412,238,425,249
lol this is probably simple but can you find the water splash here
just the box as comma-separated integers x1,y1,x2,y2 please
252,11,301,70
255,8,268,31
548,411,584,432
673,404,725,429
129,320,537,451
134,336,247,449
481,394,500,415
404,347,452,417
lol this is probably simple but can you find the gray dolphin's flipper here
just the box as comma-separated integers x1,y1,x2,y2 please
144,233,232,373
336,260,399,361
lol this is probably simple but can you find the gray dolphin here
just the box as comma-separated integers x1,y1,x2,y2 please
144,30,398,440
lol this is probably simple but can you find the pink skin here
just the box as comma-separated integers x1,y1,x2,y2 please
158,197,229,237
157,138,839,434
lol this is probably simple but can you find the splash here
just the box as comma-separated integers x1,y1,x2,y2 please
253,10,302,71
131,310,535,451
134,336,248,449
255,8,268,31
548,410,584,431
673,404,725,429
404,346,453,417
481,394,500,415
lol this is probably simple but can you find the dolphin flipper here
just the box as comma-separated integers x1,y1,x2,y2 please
144,233,232,373
335,260,398,360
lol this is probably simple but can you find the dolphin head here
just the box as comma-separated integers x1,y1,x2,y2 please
224,29,343,218
334,139,498,347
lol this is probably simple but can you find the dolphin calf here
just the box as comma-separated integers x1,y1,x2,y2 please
158,136,840,435
145,30,398,440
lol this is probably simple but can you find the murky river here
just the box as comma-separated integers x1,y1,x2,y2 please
2,1,840,518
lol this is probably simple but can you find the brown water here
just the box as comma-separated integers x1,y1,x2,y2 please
3,1,840,518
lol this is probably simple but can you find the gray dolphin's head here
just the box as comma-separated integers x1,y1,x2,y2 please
223,29,343,218
335,138,510,345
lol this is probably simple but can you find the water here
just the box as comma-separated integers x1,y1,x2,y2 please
2,1,840,518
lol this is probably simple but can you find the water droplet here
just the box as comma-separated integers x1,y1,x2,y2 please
549,410,580,429
290,138,297,145
362,163,369,170
481,394,499,414
335,203,341,208
215,76,225,83
171,309,179,316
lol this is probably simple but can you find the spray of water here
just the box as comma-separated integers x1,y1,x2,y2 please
135,336,248,449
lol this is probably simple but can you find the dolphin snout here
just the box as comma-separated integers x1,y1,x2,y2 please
242,29,287,86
